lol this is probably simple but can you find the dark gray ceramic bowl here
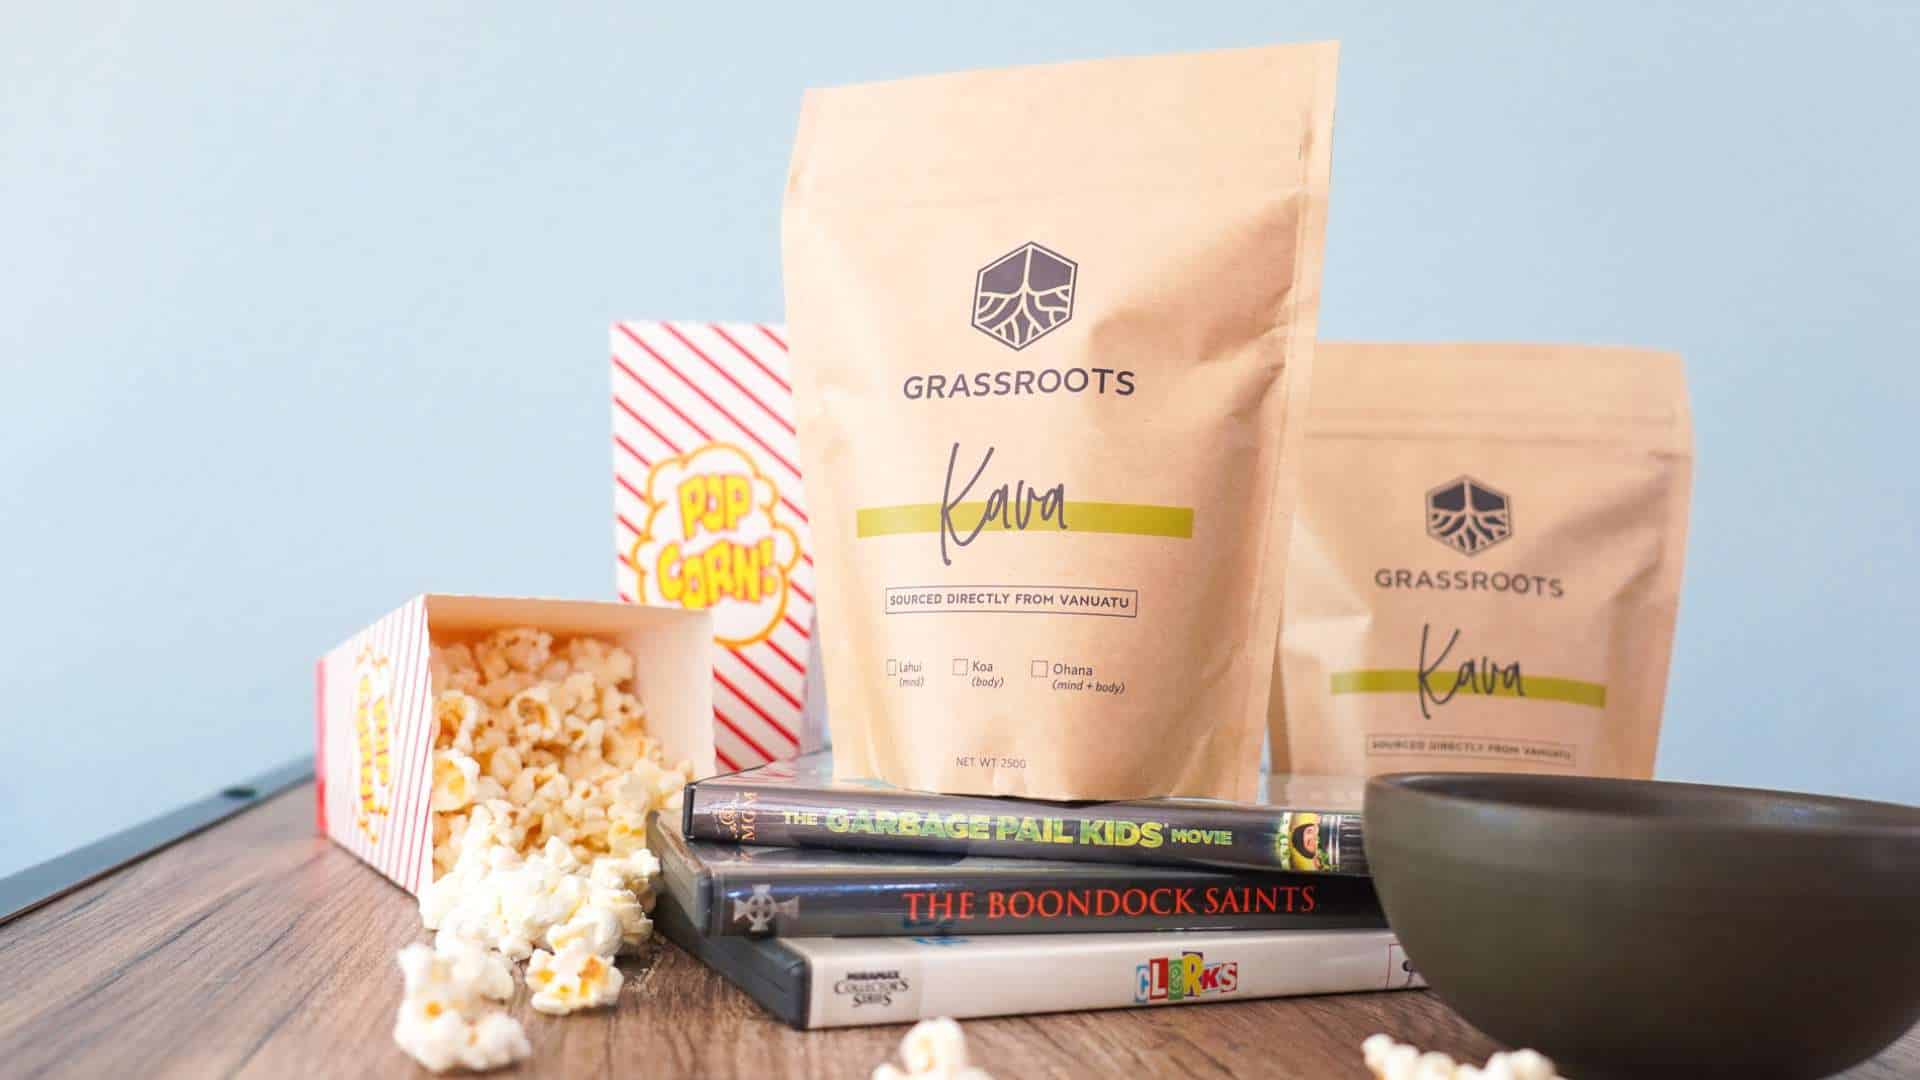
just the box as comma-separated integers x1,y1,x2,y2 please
1366,773,1920,1079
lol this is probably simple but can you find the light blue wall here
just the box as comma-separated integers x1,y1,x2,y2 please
3,2,1915,878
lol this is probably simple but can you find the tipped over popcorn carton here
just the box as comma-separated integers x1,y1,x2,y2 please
610,321,825,770
315,595,715,894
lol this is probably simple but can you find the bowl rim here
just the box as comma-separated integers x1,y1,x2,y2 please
1367,771,1920,841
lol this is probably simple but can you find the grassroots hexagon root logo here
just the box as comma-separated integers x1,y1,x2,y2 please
1426,476,1512,556
972,242,1076,350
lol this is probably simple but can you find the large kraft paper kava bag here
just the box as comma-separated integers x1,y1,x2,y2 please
784,43,1339,800
1272,343,1694,779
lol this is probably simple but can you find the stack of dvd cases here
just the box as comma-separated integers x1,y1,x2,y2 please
647,754,1423,1028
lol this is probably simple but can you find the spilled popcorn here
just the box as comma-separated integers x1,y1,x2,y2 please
1362,1034,1565,1080
391,628,690,1073
872,1017,994,1080
421,824,660,962
393,938,529,1073
527,939,624,1015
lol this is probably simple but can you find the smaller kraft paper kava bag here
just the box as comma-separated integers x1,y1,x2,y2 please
784,43,1339,800
1271,343,1694,779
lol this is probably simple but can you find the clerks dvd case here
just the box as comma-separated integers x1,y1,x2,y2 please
654,887,1422,1029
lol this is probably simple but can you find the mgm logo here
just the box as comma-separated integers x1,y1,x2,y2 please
972,242,1076,350
1426,476,1512,556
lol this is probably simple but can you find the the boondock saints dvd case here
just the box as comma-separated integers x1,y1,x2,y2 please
654,887,1422,1029
649,813,1383,939
682,752,1366,874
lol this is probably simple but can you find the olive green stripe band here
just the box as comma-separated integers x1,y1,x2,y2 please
855,501,1193,539
1330,669,1607,709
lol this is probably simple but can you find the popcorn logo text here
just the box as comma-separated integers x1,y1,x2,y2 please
629,442,802,646
351,644,394,844
1134,951,1239,1003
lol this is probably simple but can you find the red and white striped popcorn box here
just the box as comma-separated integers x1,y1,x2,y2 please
314,594,715,894
611,321,826,773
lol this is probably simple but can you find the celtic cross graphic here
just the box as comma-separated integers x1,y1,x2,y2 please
732,884,800,933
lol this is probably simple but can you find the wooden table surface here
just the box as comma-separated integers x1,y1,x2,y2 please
1,784,1914,1079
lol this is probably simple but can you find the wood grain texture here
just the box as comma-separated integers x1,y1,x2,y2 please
1,783,1913,1079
